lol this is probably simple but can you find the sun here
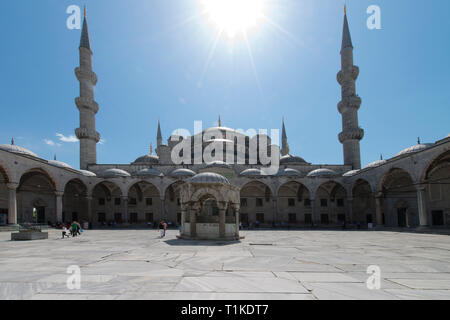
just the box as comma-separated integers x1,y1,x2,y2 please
203,0,265,38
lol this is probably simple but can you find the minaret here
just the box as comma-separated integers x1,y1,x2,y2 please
75,7,100,170
337,6,364,170
281,118,290,156
157,120,163,147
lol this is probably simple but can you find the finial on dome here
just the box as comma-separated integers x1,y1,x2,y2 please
218,115,222,127
11,137,14,145
418,137,421,144
54,154,57,161
150,142,153,155
84,5,87,18
380,153,383,160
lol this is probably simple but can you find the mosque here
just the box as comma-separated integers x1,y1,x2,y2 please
0,10,449,239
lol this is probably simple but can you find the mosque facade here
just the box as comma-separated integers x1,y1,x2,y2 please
0,11,449,235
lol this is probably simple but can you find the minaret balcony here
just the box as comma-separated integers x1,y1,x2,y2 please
75,67,98,85
338,128,364,143
338,96,362,113
75,128,100,143
75,97,99,114
336,66,359,84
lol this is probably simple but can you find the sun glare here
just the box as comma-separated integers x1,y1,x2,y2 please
203,0,265,38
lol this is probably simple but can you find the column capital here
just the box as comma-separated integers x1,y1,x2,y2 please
7,182,19,190
55,191,64,197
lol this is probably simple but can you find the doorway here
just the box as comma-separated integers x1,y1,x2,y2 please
397,208,407,227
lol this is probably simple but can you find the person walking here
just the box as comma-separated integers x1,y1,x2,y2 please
70,221,78,237
159,220,165,238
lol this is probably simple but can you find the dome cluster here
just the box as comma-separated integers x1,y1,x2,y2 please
133,154,159,165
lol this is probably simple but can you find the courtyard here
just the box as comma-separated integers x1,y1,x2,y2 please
0,229,450,300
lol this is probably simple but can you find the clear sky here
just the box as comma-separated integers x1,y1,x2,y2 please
0,0,449,169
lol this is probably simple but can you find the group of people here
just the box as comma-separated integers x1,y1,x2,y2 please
61,221,83,238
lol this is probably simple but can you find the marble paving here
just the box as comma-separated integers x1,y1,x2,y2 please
0,229,450,300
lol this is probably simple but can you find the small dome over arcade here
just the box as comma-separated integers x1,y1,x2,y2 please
365,160,387,169
240,168,263,176
170,168,196,177
98,168,131,178
0,140,38,158
188,172,230,184
307,168,337,178
280,154,308,164
396,143,433,157
135,168,163,177
79,170,97,177
343,170,359,177
277,168,301,177
48,160,73,169
204,161,232,169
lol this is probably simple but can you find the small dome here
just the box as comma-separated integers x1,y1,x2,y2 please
135,168,163,177
307,168,337,178
343,170,359,177
0,144,38,157
79,170,97,177
240,168,262,176
133,154,159,164
188,172,230,184
170,168,196,177
396,144,433,157
277,168,301,177
365,160,387,169
99,168,131,178
280,154,307,164
48,160,72,169
204,161,231,169
204,138,234,144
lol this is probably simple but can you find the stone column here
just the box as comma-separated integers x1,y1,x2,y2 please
417,186,428,227
55,191,64,223
122,196,128,224
86,196,93,225
234,206,240,239
7,183,18,225
219,208,226,238
190,208,197,238
311,197,316,226
161,199,166,220
181,207,187,233
272,197,278,227
347,197,353,224
375,195,383,226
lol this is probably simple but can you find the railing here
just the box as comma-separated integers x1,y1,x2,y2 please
18,223,48,232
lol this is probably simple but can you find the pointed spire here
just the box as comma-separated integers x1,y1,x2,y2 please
11,137,14,145
341,6,353,51
150,142,153,155
218,115,222,127
80,6,91,50
281,118,290,156
380,153,383,161
418,137,421,145
157,120,162,146
54,154,57,161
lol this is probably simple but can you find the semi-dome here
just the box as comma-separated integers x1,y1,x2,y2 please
170,168,196,177
135,168,163,177
396,143,433,157
307,168,337,178
0,144,38,158
79,170,97,177
343,170,359,177
277,168,301,177
48,160,72,169
133,154,159,164
280,154,307,164
365,160,387,169
99,168,131,178
188,172,230,184
240,168,263,176
204,161,231,169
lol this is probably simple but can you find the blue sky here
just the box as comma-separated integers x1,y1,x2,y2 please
0,0,449,169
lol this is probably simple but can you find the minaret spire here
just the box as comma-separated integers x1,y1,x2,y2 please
157,120,163,147
218,115,222,127
75,9,100,169
281,118,290,156
337,8,364,170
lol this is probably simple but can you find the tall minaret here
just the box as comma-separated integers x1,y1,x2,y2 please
281,118,290,156
75,7,100,170
337,6,364,170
